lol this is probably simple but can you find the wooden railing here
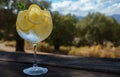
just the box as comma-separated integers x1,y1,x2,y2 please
0,51,120,77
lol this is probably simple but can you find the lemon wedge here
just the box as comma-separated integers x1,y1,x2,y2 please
43,9,51,18
16,10,34,32
33,23,52,38
16,4,53,36
28,4,43,24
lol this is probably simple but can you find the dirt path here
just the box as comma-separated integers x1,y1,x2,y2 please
0,43,15,52
0,42,56,55
0,42,72,58
0,43,37,53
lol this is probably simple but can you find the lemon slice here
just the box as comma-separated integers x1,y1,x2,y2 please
43,9,51,18
28,4,43,24
28,4,41,11
44,9,53,24
16,10,34,32
33,23,52,38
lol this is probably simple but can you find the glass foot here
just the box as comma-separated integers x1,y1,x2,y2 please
23,65,48,75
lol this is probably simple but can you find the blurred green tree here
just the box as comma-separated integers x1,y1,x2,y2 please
76,12,120,46
47,11,78,50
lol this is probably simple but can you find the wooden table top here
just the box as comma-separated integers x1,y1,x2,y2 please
0,51,120,77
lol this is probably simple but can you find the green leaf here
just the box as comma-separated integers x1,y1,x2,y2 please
17,2,25,10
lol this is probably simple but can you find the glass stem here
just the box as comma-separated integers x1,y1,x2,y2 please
33,43,37,66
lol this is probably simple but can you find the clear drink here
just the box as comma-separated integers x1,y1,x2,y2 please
16,4,53,75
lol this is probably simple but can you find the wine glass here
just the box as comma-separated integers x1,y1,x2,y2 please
16,4,53,75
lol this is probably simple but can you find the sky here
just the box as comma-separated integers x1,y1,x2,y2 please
47,0,120,16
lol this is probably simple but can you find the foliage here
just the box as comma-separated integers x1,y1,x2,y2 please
1,0,120,55
76,12,120,46
46,11,78,50
17,2,25,10
25,41,70,54
37,42,54,53
37,43,70,55
0,9,16,40
68,45,120,58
